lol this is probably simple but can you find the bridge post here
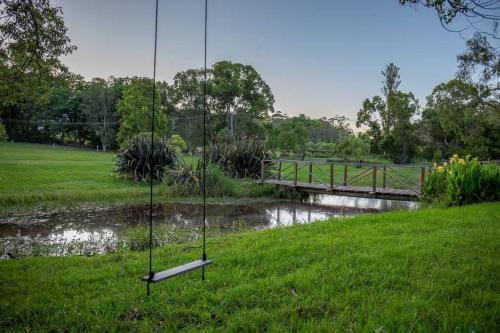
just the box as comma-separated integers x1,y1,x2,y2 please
329,164,334,190
260,160,265,184
343,163,348,186
278,162,282,180
382,166,387,189
420,167,426,193
294,162,298,186
372,166,377,193
308,163,313,183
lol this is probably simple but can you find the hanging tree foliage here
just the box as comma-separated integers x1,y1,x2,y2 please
0,0,76,106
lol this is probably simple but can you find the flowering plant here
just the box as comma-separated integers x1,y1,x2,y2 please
423,155,499,206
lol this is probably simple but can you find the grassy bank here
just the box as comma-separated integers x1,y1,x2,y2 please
0,143,150,206
1,203,499,331
0,143,286,212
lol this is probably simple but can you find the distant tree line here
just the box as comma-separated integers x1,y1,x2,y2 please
1,0,498,164
0,57,350,151
357,33,499,163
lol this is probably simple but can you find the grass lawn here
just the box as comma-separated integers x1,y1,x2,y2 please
1,202,499,331
0,143,281,211
0,142,153,208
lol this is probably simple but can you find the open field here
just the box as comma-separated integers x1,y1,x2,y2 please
1,202,499,331
0,143,282,211
0,143,152,208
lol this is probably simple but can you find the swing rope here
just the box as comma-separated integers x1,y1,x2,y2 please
147,0,159,297
146,0,210,295
201,0,208,279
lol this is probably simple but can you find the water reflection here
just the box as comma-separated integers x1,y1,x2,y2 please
310,194,419,211
0,196,417,259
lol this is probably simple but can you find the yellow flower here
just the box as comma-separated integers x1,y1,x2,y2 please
443,162,448,168
433,162,437,168
448,170,453,175
449,154,457,163
437,166,445,173
458,158,465,165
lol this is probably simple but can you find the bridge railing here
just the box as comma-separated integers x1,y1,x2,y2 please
261,159,430,195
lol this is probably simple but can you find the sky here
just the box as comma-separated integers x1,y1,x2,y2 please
54,0,469,123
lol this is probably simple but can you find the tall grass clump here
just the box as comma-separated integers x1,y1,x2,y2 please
423,154,499,206
119,225,197,251
164,161,236,197
207,139,272,178
115,133,177,181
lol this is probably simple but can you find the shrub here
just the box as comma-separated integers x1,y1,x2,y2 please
0,120,7,142
163,160,201,196
335,136,370,161
304,142,336,158
215,128,233,144
423,154,500,206
168,134,187,153
207,139,272,178
432,149,443,163
164,161,236,197
115,133,177,181
204,164,237,196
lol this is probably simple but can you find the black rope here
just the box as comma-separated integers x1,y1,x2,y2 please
147,0,159,296
201,0,208,280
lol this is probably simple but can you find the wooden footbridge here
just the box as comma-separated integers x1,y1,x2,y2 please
260,159,431,201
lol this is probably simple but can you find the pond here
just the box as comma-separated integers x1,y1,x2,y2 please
0,195,418,259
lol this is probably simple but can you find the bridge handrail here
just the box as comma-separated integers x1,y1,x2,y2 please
261,159,428,193
263,159,431,169
261,159,499,194
263,158,500,169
